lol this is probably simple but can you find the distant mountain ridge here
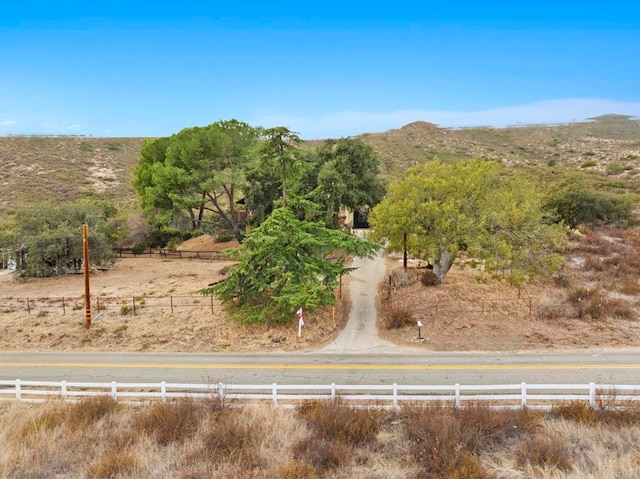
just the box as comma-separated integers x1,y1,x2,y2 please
1,115,639,216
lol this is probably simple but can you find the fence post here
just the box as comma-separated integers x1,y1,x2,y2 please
521,383,527,408
15,379,21,400
111,381,117,400
132,297,136,316
272,383,278,408
454,383,460,408
218,382,225,406
211,295,214,314
61,380,67,399
170,296,174,315
26,298,30,315
589,383,596,408
62,297,66,315
435,297,439,321
529,299,532,317
392,383,398,411
161,382,167,403
331,383,336,401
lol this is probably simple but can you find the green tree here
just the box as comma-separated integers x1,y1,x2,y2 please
133,120,260,242
308,138,386,227
201,207,378,324
255,127,303,207
14,201,117,277
369,158,565,285
543,176,636,228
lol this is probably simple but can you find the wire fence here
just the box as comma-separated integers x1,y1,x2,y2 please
0,292,540,319
0,294,216,316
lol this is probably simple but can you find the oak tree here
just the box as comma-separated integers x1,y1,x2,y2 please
369,158,565,285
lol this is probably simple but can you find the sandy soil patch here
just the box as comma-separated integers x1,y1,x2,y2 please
0,237,346,352
379,257,640,351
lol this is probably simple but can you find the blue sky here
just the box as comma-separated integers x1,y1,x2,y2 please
1,1,639,139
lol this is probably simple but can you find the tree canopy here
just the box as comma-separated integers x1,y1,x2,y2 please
133,119,260,242
12,200,118,277
201,207,378,324
543,175,636,228
369,158,566,285
307,138,386,227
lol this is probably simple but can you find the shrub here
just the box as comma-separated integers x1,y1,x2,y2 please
88,449,136,479
568,287,608,320
401,407,490,478
389,267,418,288
420,270,440,286
552,401,596,425
607,298,635,319
606,162,626,175
65,396,120,427
552,269,571,288
133,399,220,445
131,242,148,255
581,160,597,168
296,399,382,446
215,229,236,243
617,278,640,295
536,302,565,320
514,433,572,471
293,436,351,471
199,409,263,467
278,460,319,479
383,306,415,330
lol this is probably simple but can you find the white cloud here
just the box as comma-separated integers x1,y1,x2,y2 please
0,120,17,126
252,99,640,140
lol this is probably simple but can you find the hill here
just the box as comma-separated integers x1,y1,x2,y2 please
0,136,145,216
361,114,640,179
1,115,639,218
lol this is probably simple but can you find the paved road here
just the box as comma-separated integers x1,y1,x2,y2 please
1,350,639,385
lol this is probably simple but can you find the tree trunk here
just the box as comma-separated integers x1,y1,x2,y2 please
433,250,454,284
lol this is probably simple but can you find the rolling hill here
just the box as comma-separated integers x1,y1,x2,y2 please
1,114,639,218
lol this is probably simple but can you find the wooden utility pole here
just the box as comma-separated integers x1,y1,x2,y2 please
83,224,91,329
403,232,408,269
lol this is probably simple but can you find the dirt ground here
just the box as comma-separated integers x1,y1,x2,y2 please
1,236,640,353
0,237,346,352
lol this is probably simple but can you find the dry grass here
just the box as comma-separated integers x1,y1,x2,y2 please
0,136,145,216
380,226,640,351
0,251,346,352
1,398,639,478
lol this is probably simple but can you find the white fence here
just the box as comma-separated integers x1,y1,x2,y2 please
1,380,640,409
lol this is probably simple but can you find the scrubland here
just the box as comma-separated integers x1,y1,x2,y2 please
1,397,639,478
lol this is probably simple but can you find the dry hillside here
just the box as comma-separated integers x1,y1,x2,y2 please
2,115,640,216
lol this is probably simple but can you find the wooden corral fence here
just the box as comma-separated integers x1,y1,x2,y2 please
1,380,639,410
113,248,226,260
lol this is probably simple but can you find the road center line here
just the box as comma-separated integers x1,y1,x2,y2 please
1,362,639,371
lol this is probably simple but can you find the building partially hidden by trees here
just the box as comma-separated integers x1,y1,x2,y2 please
132,120,386,245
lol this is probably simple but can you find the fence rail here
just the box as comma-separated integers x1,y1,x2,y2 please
1,380,639,409
113,248,226,259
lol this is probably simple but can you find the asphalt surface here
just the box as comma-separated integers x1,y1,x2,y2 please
1,349,639,385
